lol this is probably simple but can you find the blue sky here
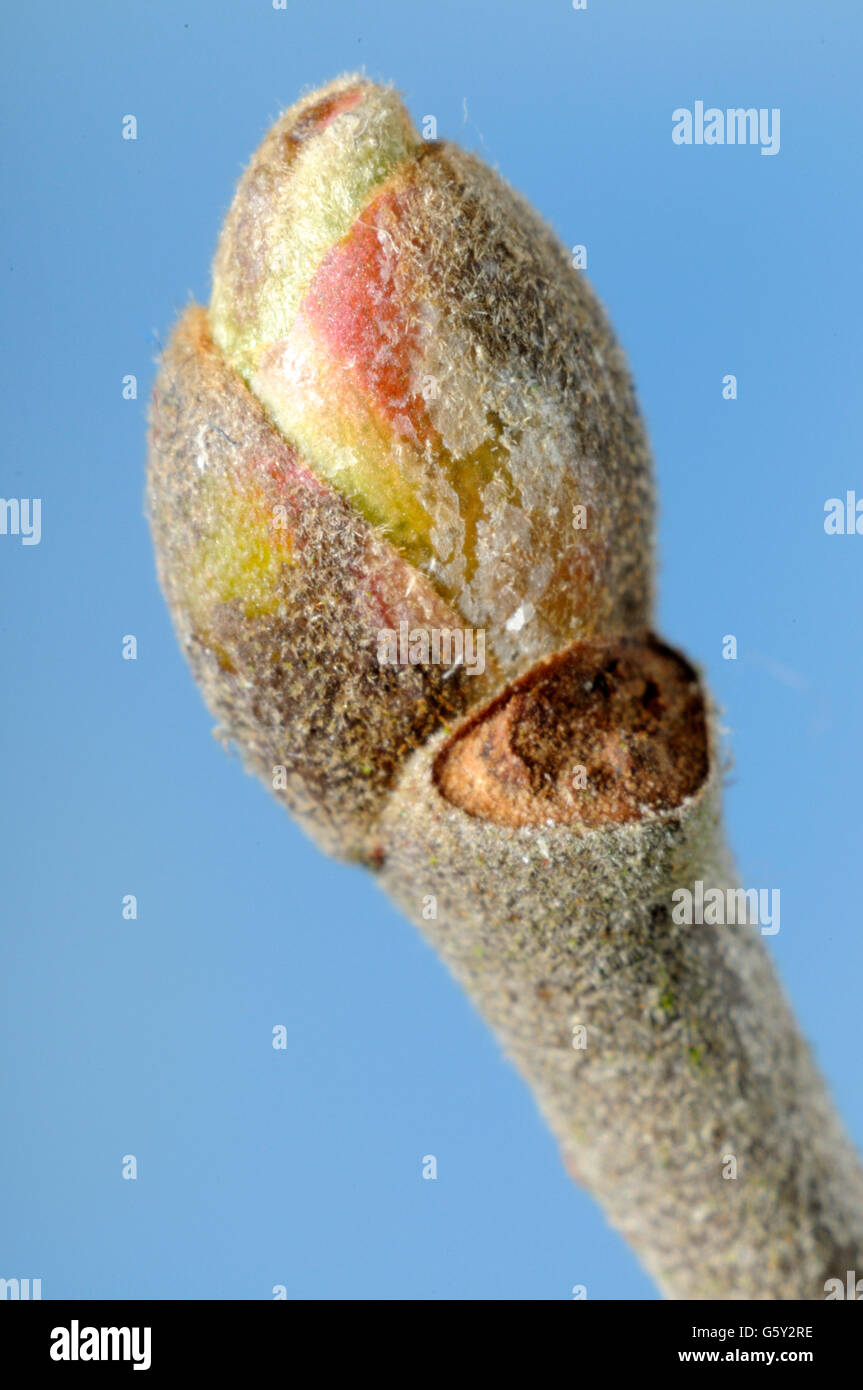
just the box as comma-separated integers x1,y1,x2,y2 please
2,0,862,1299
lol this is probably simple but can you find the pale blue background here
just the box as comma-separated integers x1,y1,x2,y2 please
2,0,861,1299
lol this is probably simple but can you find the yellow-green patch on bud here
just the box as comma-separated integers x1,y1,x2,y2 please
148,307,491,858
